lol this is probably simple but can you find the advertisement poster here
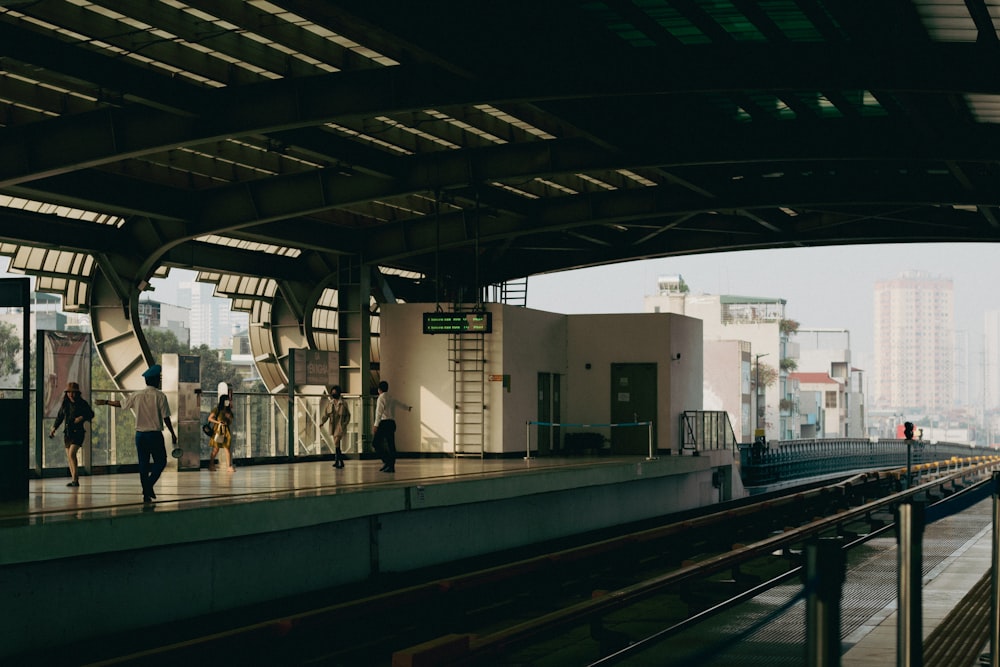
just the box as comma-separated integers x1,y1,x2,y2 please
42,331,91,418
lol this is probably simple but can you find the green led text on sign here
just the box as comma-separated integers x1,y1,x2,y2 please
423,312,492,334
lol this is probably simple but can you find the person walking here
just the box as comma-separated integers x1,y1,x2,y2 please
320,384,350,468
208,394,235,472
371,380,411,473
98,364,177,503
49,381,95,487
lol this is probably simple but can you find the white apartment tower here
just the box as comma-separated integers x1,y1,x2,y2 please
985,311,1000,410
178,280,243,350
873,270,954,413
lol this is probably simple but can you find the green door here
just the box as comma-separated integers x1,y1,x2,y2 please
610,363,657,455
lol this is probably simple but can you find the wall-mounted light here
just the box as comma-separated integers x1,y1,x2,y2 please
672,353,681,361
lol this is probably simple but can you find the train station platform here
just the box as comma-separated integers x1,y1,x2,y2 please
841,500,993,667
0,450,736,659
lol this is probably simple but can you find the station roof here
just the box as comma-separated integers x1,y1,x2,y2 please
2,1,1000,306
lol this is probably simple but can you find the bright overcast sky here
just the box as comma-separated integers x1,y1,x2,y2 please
526,242,997,381
3,242,993,388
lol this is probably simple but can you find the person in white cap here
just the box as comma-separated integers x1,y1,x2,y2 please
98,364,177,503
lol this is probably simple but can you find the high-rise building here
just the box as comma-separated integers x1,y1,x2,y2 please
873,270,954,413
178,280,245,350
985,311,1000,411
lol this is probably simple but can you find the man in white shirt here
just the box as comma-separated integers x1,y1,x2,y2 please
371,380,411,473
99,364,178,503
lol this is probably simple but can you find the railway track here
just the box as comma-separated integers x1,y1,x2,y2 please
62,459,999,666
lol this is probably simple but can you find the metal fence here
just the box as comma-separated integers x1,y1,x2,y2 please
33,389,366,476
739,437,986,486
680,410,739,453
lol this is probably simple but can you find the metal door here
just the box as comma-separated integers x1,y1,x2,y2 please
610,363,657,455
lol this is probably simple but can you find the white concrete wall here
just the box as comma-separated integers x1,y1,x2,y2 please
380,305,703,455
498,306,567,454
379,304,453,454
565,312,702,453
705,340,749,442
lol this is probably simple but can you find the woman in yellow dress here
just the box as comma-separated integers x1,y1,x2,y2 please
208,395,235,472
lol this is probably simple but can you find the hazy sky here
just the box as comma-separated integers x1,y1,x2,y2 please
526,242,1000,380
6,241,995,385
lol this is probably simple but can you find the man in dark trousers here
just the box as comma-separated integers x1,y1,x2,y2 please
371,380,411,473
99,364,177,503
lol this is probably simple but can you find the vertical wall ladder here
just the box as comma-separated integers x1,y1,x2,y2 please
451,331,485,457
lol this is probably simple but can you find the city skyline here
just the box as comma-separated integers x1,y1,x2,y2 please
526,242,1000,403
4,243,999,406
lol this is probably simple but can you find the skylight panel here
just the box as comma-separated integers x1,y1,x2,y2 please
784,92,843,118
575,174,617,191
758,1,824,41
325,123,413,155
966,94,1000,122
10,247,93,276
840,90,888,117
227,139,324,169
490,182,541,200
375,116,461,150
204,272,278,299
474,105,556,140
161,0,340,74
617,169,657,187
581,2,656,47
197,235,302,258
700,1,766,41
372,200,427,217
2,72,99,103
535,178,578,195
248,0,399,66
634,0,710,44
424,109,507,144
1,5,220,87
0,196,124,226
914,0,979,41
0,97,57,117
68,0,282,80
177,145,277,177
378,267,425,280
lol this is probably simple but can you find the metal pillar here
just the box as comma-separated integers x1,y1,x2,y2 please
805,538,845,666
990,472,1000,667
897,501,924,667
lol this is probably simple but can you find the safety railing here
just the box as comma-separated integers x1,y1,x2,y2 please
739,437,983,487
584,462,1000,665
680,410,739,453
30,389,365,477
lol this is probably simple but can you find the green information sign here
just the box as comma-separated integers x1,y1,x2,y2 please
423,311,492,334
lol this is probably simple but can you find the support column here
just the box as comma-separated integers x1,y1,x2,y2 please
0,278,29,500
